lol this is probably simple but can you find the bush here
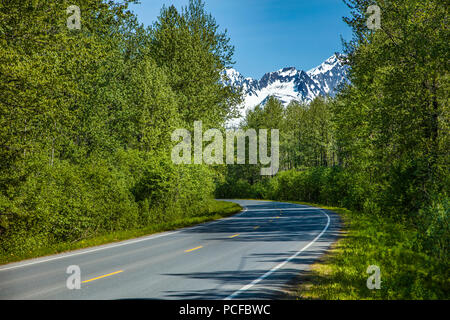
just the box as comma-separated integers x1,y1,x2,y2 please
0,150,217,260
416,195,449,261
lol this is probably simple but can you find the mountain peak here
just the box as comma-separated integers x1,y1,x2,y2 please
307,54,340,77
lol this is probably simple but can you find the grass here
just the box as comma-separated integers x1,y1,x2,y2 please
241,199,448,299
276,200,449,300
0,200,242,266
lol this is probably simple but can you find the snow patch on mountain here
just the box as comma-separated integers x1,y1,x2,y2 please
224,54,348,126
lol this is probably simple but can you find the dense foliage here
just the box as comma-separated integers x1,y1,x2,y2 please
0,0,239,259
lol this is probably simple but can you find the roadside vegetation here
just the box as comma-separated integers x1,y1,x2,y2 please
0,200,241,265
281,202,448,300
0,0,241,263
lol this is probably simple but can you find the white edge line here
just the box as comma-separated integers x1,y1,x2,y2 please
224,209,331,300
245,208,321,211
0,204,322,272
0,205,249,272
0,231,181,271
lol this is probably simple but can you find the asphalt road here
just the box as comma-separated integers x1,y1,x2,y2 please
0,200,340,300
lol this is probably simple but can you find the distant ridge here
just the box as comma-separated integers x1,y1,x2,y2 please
223,54,348,124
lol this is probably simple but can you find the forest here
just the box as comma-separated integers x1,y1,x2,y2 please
0,0,241,260
0,0,448,299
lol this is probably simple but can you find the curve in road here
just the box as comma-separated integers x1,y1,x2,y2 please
0,200,340,300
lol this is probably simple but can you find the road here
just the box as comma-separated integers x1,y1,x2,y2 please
0,200,340,300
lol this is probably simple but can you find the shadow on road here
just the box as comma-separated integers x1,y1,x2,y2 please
160,200,341,299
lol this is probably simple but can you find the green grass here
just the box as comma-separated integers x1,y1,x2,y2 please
0,200,242,266
241,199,448,299
276,200,449,300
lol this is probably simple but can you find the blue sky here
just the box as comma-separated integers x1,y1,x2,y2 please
128,0,353,79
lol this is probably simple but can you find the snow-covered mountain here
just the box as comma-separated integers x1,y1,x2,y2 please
224,54,348,124
307,55,348,96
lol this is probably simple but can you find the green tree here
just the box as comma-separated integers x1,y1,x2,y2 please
148,0,241,128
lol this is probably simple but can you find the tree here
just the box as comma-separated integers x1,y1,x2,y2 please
340,0,449,215
148,0,241,128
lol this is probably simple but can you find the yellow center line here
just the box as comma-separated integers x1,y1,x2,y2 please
185,246,203,253
229,233,240,238
253,226,260,230
82,270,123,283
276,216,280,219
